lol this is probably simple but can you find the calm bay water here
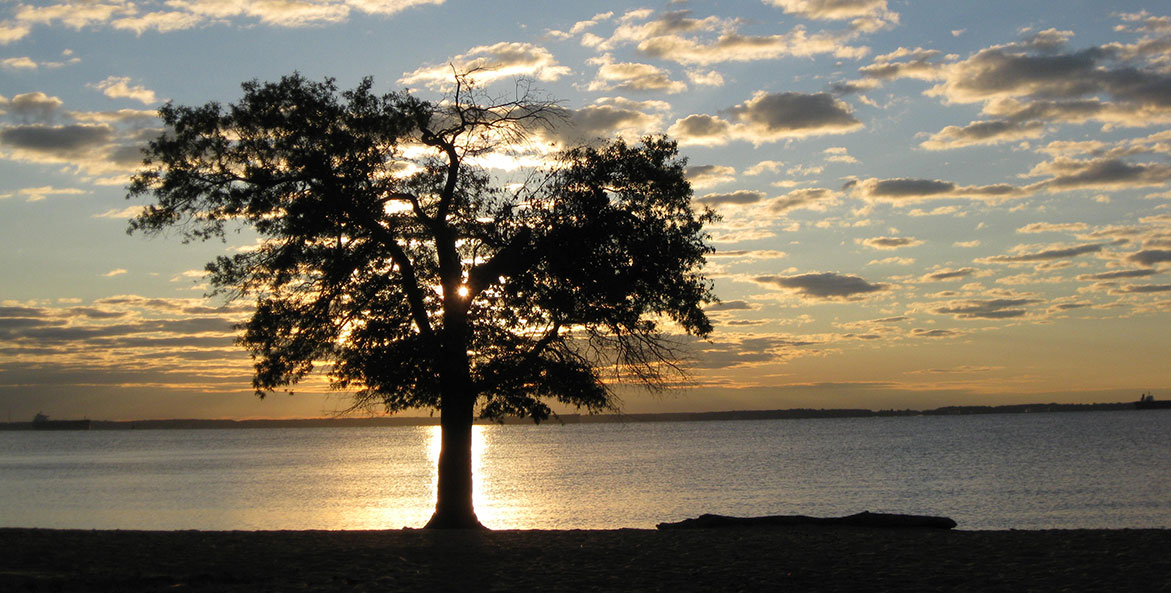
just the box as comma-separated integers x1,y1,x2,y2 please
1,410,1167,530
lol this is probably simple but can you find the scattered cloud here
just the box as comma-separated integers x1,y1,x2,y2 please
754,272,889,301
695,190,765,207
857,235,923,249
911,328,962,338
860,47,942,81
1,56,38,69
0,91,158,177
932,298,1042,319
1112,284,1171,294
546,11,613,40
868,256,914,266
1128,249,1171,267
767,0,897,26
13,185,87,202
586,54,687,93
1077,269,1160,281
1017,222,1090,234
920,268,977,282
2,0,445,42
93,205,146,219
671,91,862,146
1028,157,1171,192
767,188,838,213
921,119,1046,150
846,177,1029,204
979,243,1109,264
90,76,157,104
685,164,736,188
745,160,784,176
400,42,570,89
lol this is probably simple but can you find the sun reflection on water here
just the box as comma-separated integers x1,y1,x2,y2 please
424,424,522,529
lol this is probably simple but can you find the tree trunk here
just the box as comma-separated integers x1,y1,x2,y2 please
424,392,484,529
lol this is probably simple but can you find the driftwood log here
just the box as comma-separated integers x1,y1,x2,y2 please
657,511,957,530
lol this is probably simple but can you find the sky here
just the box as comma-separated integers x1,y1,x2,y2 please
2,0,1170,421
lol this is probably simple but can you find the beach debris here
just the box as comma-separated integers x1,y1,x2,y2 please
656,511,957,530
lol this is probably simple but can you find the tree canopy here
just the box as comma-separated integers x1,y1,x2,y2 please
128,73,716,528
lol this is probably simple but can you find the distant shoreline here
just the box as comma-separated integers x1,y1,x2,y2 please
2,400,1164,431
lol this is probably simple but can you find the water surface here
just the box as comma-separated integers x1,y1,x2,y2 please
1,410,1167,530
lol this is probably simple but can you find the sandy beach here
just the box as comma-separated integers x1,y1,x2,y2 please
2,526,1168,592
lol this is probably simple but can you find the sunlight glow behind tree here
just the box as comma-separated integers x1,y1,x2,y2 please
127,73,717,528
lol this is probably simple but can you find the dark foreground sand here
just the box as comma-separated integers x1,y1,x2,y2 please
2,527,1169,592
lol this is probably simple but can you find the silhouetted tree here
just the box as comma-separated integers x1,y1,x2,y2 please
128,73,716,529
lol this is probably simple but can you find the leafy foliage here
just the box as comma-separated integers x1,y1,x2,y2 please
129,73,716,423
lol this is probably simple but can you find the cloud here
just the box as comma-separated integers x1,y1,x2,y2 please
0,298,255,401
705,300,755,311
857,236,923,249
684,164,736,188
932,298,1041,319
1077,269,1160,281
920,119,1046,150
0,121,145,176
0,123,113,155
1017,222,1090,234
690,334,820,369
916,26,1171,134
979,242,1107,263
671,91,862,146
522,98,666,147
753,272,889,300
868,256,914,266
1127,249,1171,266
920,268,976,282
1027,157,1171,192
14,185,87,202
0,21,31,44
592,9,870,65
563,103,660,139
638,27,869,64
686,69,724,87
708,249,787,261
1112,284,1171,294
767,0,896,23
90,76,157,104
667,114,734,146
1116,11,1171,35
93,205,146,219
911,328,962,338
0,92,158,177
598,9,725,50
767,188,838,213
695,190,765,207
846,177,1029,203
586,55,687,94
823,146,857,163
2,92,65,123
6,0,444,38
400,42,570,89
860,47,942,81
1,56,38,69
745,160,784,175
546,11,613,40
729,91,862,139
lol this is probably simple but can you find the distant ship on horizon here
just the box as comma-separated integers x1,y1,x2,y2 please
1134,393,1171,410
31,412,91,431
